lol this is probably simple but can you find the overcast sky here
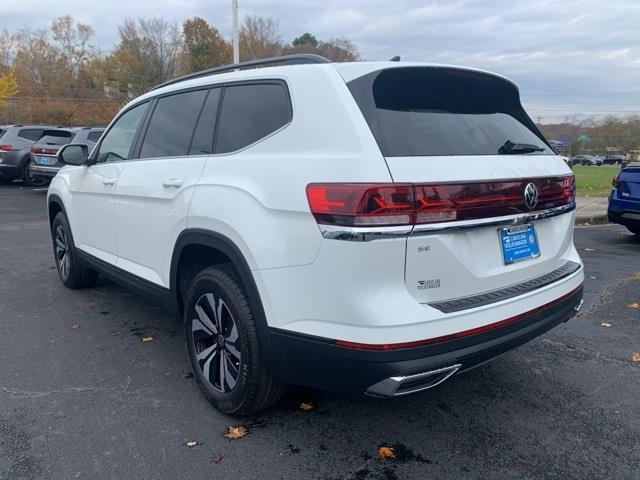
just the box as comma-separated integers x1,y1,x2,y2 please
3,0,639,122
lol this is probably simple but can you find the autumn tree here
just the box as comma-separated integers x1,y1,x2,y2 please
287,33,360,61
239,16,282,60
292,32,318,48
0,68,18,108
183,17,231,72
107,17,183,96
51,15,95,96
13,28,62,96
0,29,15,67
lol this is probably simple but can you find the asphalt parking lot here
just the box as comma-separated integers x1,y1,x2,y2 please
1,183,639,480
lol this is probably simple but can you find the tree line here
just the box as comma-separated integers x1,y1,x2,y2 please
0,15,360,126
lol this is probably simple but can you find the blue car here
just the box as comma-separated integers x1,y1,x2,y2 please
608,162,640,235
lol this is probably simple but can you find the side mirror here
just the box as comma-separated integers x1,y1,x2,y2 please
58,144,89,166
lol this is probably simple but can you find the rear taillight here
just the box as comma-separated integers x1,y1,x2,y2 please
31,146,59,155
306,184,414,226
307,175,575,227
0,144,12,151
612,175,620,188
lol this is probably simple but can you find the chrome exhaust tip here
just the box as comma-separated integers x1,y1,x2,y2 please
365,364,462,398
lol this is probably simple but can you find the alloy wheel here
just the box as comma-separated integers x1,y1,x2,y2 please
191,293,242,393
54,224,70,279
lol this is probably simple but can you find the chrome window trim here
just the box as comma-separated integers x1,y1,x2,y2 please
318,202,576,241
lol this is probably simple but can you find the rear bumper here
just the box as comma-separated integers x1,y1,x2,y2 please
269,285,583,395
29,165,60,178
608,190,640,227
0,164,20,180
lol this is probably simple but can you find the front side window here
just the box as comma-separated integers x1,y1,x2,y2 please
215,83,291,154
96,102,148,163
139,89,208,159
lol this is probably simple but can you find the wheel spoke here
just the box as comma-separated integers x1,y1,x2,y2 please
194,303,217,335
197,343,217,362
201,349,218,385
218,349,226,393
206,293,223,333
223,353,238,390
55,237,65,249
225,342,241,362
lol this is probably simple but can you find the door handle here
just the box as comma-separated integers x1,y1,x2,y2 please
162,178,183,188
103,178,116,185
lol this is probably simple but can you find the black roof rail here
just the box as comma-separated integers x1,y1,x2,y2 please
151,54,331,91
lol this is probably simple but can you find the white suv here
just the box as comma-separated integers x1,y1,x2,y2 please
48,54,584,416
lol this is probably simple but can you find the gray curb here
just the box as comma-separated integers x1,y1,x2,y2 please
575,214,609,226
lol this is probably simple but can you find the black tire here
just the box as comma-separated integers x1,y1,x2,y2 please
22,159,49,187
51,212,99,289
628,225,640,236
0,177,10,185
184,264,287,416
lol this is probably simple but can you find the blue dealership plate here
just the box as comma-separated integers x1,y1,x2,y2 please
37,156,54,165
499,224,540,265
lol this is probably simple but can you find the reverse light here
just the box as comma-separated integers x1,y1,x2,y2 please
306,175,575,227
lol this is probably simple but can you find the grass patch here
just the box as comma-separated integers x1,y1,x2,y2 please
572,165,618,197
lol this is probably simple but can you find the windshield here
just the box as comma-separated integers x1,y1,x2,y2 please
348,67,552,157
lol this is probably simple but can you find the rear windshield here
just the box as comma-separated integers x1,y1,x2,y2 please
36,130,73,146
348,67,552,157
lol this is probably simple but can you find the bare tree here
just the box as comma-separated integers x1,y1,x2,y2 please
13,28,62,96
51,15,95,96
0,28,16,68
239,15,282,60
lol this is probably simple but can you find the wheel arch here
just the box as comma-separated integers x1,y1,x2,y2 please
47,194,67,228
170,229,280,373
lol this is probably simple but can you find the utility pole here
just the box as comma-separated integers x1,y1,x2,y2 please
232,0,239,64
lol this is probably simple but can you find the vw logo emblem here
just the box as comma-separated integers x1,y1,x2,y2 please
524,183,539,210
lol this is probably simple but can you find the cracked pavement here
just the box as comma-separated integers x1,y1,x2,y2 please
1,184,639,480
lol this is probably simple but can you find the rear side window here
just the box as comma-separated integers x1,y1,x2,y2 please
215,83,291,154
140,89,208,159
189,88,221,155
18,129,44,141
348,68,552,157
0,129,6,138
87,131,103,143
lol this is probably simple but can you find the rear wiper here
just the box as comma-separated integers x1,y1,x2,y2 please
498,140,545,155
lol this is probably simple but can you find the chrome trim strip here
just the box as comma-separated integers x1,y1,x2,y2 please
411,202,576,235
318,202,576,241
365,364,462,397
427,260,582,314
318,224,412,242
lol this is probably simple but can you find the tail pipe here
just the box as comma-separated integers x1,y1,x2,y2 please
366,364,462,398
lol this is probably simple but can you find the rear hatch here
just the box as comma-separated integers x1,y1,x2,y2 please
347,66,577,306
618,165,640,201
31,130,74,167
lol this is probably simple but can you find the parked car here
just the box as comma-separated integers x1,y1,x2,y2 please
608,162,640,235
602,154,626,165
47,55,584,416
572,155,602,166
29,127,104,183
0,124,55,186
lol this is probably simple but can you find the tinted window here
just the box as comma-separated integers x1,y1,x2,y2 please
0,129,6,139
216,83,291,154
35,132,73,146
96,102,148,163
18,128,44,141
87,131,103,143
140,89,207,159
189,89,221,155
348,68,552,157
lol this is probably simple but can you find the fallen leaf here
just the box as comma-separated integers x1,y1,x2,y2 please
142,336,155,342
224,425,247,440
70,323,80,329
628,303,639,309
212,453,224,464
377,445,397,460
584,248,595,252
299,401,314,411
631,353,640,363
589,275,597,280
186,441,197,448
601,322,613,328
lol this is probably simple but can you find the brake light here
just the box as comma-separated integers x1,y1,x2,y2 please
306,184,414,226
612,175,620,188
0,144,12,151
31,146,59,155
306,175,575,227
